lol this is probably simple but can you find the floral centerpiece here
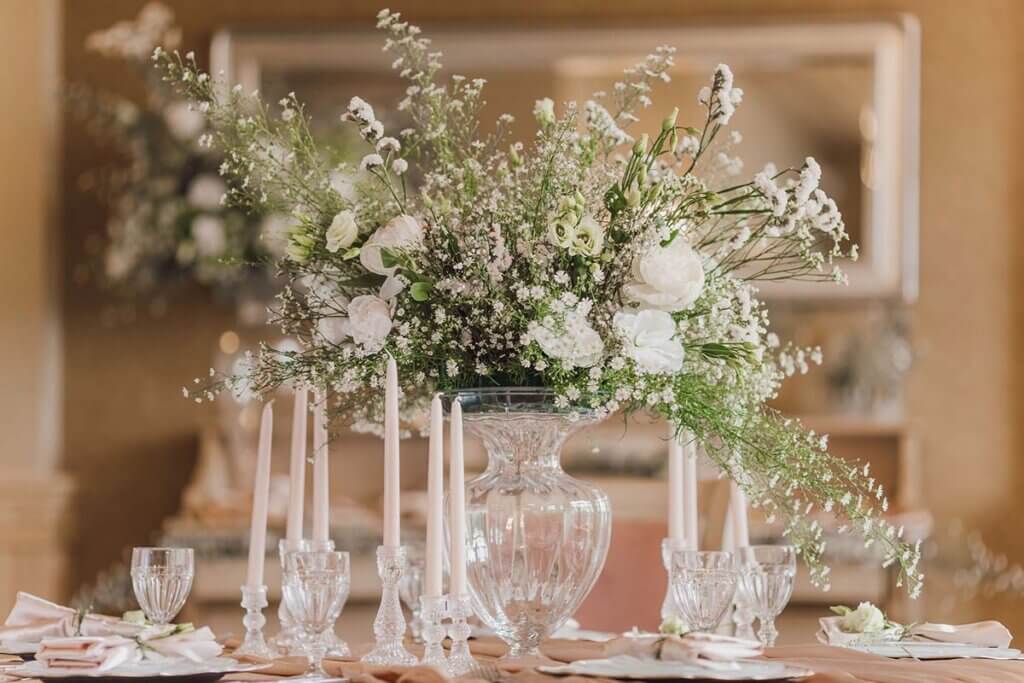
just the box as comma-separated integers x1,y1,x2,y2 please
159,9,922,601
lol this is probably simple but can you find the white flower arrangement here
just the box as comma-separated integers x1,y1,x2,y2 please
158,9,921,595
72,3,277,308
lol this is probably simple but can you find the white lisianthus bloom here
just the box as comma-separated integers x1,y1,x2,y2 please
533,97,555,125
547,219,576,250
360,214,425,276
622,237,705,312
346,294,393,353
325,209,358,253
613,308,684,374
570,215,605,257
838,602,886,634
191,215,227,257
186,174,226,211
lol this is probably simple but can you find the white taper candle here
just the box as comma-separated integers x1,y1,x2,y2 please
730,480,750,547
383,356,401,548
682,432,699,550
667,425,685,545
425,394,444,597
245,400,274,588
311,391,330,545
285,387,308,550
449,398,467,595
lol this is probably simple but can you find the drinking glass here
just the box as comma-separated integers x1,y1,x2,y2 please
670,550,737,633
282,550,350,678
398,547,425,643
737,545,796,647
130,547,194,625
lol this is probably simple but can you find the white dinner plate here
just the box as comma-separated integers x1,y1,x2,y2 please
539,655,814,681
7,657,268,681
849,642,1023,660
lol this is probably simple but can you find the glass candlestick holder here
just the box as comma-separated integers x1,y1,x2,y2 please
235,584,274,658
418,594,449,673
446,593,476,675
361,545,417,666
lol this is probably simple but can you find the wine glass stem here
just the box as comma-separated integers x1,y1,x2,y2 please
758,617,778,648
307,631,328,676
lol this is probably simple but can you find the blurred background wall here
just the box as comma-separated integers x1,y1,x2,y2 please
3,0,1011,627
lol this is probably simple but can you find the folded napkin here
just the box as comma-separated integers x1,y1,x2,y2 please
36,636,140,672
604,632,763,663
907,621,1012,648
138,625,222,662
0,593,142,644
818,616,1012,648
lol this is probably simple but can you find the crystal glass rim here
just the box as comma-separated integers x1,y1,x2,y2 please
440,386,596,418
736,544,797,566
671,549,736,569
130,547,194,567
284,549,350,568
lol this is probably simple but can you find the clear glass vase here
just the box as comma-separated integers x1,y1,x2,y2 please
444,388,612,663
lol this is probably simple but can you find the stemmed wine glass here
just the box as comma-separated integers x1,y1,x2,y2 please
282,550,350,678
130,547,194,625
737,545,796,647
670,550,737,633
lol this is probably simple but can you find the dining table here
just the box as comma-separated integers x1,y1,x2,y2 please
197,636,1024,683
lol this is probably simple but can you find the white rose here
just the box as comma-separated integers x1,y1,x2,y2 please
346,294,393,353
191,215,226,257
359,214,424,276
186,174,226,211
325,210,358,253
622,237,705,312
839,602,886,634
613,308,684,374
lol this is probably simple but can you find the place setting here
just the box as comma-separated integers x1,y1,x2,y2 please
0,549,264,683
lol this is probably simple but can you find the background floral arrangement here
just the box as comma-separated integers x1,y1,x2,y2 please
74,3,285,315
160,9,922,594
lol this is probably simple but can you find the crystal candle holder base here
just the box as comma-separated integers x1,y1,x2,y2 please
418,594,449,673
235,584,274,659
446,593,476,675
361,545,417,666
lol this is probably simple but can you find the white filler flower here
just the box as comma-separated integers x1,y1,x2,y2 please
359,214,424,275
623,237,705,312
614,308,684,374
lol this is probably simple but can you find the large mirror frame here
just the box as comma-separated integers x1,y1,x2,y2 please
211,16,919,302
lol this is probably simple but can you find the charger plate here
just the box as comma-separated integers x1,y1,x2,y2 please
539,655,814,681
5,657,268,683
